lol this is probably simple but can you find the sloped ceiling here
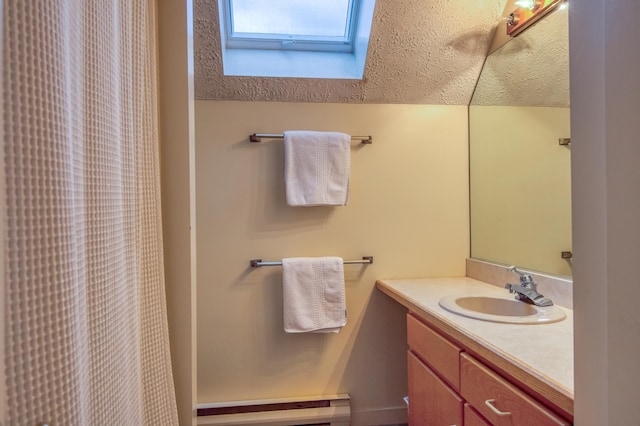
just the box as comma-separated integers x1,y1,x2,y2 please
194,0,507,105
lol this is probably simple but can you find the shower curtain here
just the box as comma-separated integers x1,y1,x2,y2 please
2,1,179,424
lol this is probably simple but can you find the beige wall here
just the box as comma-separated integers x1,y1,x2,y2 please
470,106,571,276
195,101,469,424
571,0,640,423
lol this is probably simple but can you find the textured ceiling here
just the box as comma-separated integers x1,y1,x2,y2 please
471,8,569,107
194,0,506,105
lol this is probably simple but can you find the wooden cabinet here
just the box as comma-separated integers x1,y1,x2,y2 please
460,353,568,426
408,351,463,425
406,313,570,426
407,313,462,391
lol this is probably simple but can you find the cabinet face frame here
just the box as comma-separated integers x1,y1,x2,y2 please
465,403,492,426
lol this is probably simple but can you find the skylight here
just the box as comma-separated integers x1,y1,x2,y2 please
218,0,376,79
230,0,353,42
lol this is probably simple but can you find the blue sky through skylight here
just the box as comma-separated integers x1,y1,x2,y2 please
230,0,352,38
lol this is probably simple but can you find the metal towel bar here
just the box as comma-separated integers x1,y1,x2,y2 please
250,133,373,144
250,256,374,268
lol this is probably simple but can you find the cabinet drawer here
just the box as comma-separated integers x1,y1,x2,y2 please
407,313,462,391
408,351,463,426
460,353,569,426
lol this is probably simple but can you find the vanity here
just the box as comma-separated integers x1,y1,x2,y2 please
376,276,573,425
379,2,573,424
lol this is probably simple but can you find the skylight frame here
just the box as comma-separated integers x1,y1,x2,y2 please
216,0,376,79
224,0,360,53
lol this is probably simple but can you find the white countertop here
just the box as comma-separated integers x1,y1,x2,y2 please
376,276,574,411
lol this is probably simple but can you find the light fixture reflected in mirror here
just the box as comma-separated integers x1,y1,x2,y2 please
507,0,565,37
515,0,541,10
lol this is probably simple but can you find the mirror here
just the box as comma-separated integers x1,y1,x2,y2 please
469,7,571,277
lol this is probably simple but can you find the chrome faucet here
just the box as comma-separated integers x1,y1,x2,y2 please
504,266,554,307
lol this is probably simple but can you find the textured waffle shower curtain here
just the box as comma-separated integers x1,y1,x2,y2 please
2,0,179,424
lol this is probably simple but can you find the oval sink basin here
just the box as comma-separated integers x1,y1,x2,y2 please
439,295,566,324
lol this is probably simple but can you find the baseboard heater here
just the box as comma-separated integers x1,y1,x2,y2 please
196,394,350,426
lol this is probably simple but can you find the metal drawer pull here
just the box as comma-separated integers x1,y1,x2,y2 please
485,399,511,416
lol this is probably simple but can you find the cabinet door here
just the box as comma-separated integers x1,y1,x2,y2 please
407,314,462,391
408,351,463,426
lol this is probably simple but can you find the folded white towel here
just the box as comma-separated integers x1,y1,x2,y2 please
282,257,346,333
284,131,350,206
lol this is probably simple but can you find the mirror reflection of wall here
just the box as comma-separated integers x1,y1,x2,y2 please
469,7,571,277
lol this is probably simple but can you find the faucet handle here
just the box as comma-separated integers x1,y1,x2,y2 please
507,265,535,287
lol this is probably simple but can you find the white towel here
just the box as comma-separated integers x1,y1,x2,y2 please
284,131,351,206
282,257,347,333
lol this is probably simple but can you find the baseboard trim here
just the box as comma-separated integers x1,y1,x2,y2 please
196,394,350,426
